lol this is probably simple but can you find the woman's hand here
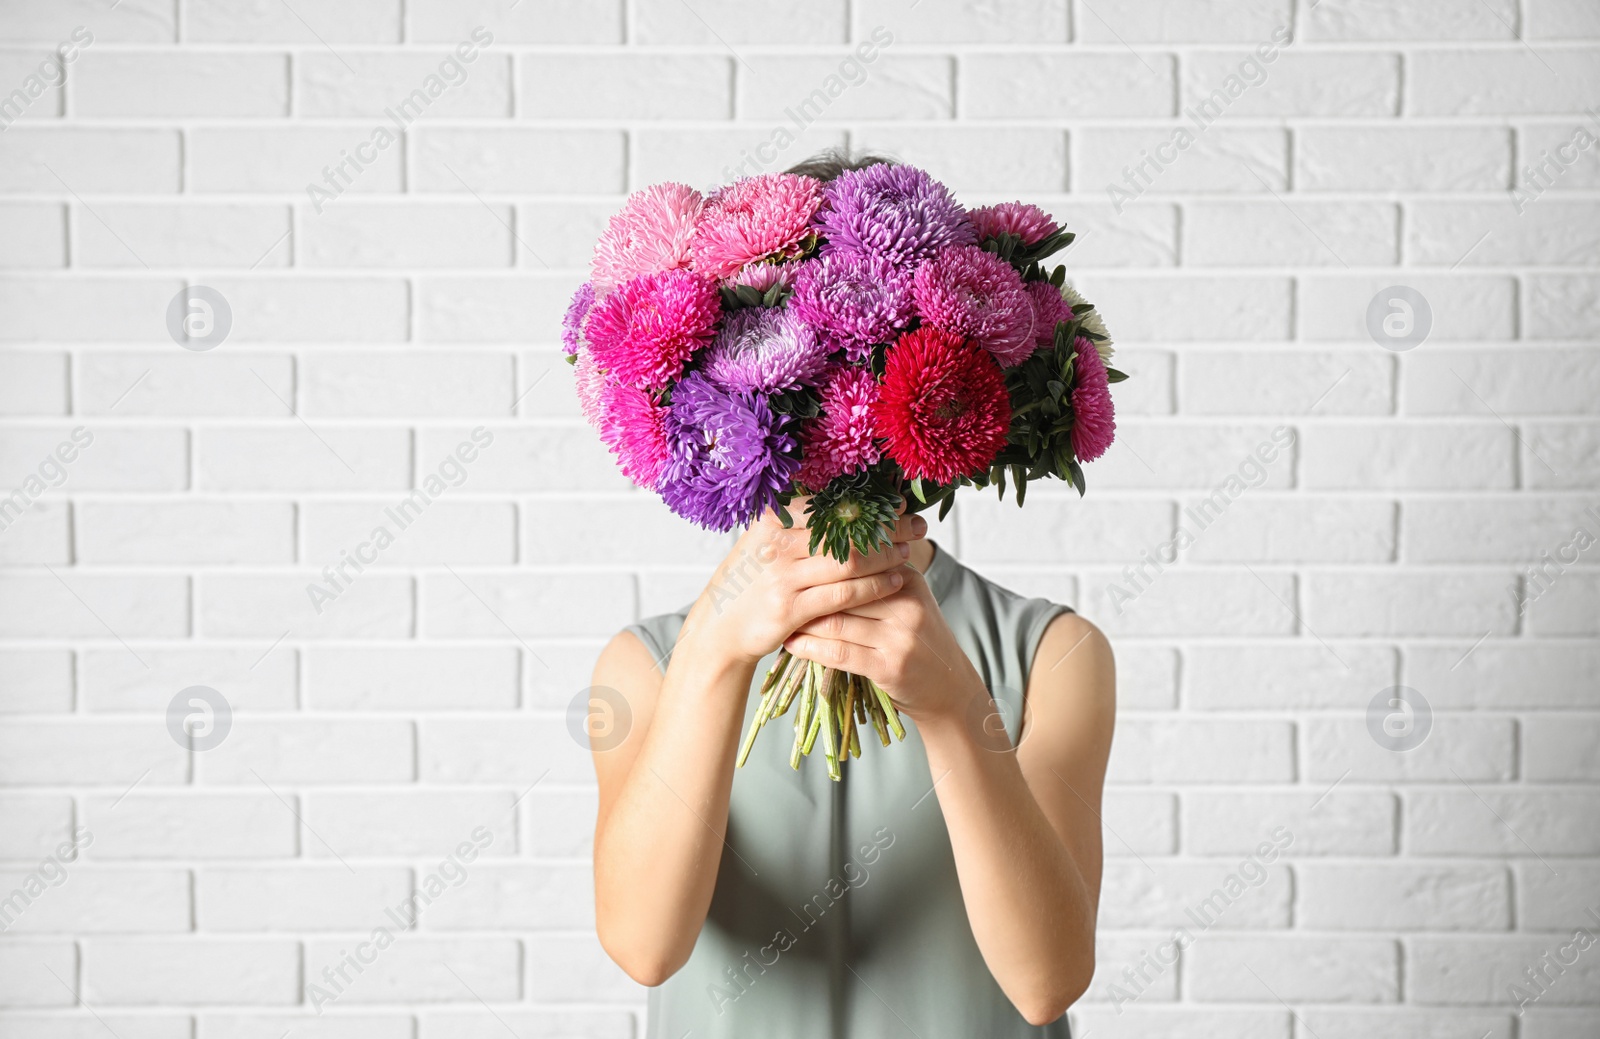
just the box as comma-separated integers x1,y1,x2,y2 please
683,505,928,671
781,563,987,726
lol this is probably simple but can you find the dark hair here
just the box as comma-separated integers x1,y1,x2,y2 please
785,147,898,183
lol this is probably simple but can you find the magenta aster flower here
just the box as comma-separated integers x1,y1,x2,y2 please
814,164,975,269
788,251,916,362
561,282,595,356
658,371,800,532
797,365,882,490
1070,336,1116,463
912,244,1037,367
691,173,824,280
969,202,1058,246
598,380,670,489
700,306,830,394
591,182,704,293
584,269,721,391
1025,279,1075,350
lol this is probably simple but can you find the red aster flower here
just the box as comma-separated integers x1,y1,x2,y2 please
871,327,1011,484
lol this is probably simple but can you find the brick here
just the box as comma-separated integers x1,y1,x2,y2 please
1081,933,1181,1006
303,793,517,857
296,53,510,118
740,54,951,121
1113,349,1176,414
1074,275,1291,340
0,795,72,859
1189,644,1397,709
1405,641,1600,708
629,126,847,191
200,1016,413,1039
77,352,295,418
84,940,299,1005
1078,0,1288,41
422,863,591,930
520,497,731,564
1518,120,1600,191
301,204,512,268
1407,790,1600,855
417,276,571,342
1113,646,1179,710
0,425,187,490
1528,274,1600,338
198,574,413,639
1298,863,1510,930
0,573,187,638
1188,936,1399,1002
524,642,606,710
0,720,186,785
849,127,1067,192
305,500,515,566
1182,497,1396,562
513,203,612,272
0,204,65,266
0,867,191,933
0,649,72,712
74,52,287,116
524,55,729,119
303,938,521,1003
1083,420,1295,490
415,427,628,491
1525,422,1600,489
185,0,400,42
300,352,513,417
1078,127,1288,196
1112,719,1295,783
523,934,639,1003
0,276,183,341
0,350,66,413
959,496,1175,565
189,127,404,194
1517,861,1600,929
419,1012,634,1039
197,427,411,492
420,718,593,786
1411,49,1600,115
1301,423,1515,489
1401,497,1600,561
0,1017,191,1039
1183,52,1399,117
1306,715,1516,781
0,128,180,192
1098,859,1292,929
1524,570,1600,635
412,129,624,196
1083,570,1297,637
80,647,297,713
965,53,1173,118
1527,0,1600,36
1298,274,1517,341
86,795,298,859
522,787,597,858
633,0,846,42
1404,349,1600,416
1520,1010,1600,1039
199,720,415,785
1410,200,1600,267
1185,201,1397,266
1186,791,1397,855
305,646,519,711
1029,202,1178,269
1409,937,1600,1004
0,53,64,122
406,0,622,43
200,277,409,342
1306,571,1516,637
1523,716,1600,781
1297,126,1512,191
0,1,173,40
0,499,68,564
1067,1007,1288,1038
76,501,294,565
196,866,412,931
74,204,291,269
421,571,633,639
1294,1009,1512,1039
1299,0,1516,39
0,941,77,1006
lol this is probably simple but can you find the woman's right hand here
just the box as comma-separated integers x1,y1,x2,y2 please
684,505,927,669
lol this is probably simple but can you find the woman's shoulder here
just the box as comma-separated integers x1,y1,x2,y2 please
620,606,693,674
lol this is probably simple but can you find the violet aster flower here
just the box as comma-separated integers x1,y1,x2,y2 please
561,282,595,356
658,371,800,531
700,306,830,394
813,164,975,269
788,251,916,362
912,244,1037,367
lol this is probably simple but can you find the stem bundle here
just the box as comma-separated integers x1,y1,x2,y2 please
736,649,907,781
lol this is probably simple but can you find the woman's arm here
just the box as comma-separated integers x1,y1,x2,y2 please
783,580,1115,1024
591,512,923,985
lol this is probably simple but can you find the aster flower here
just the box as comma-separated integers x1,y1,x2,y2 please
659,371,800,532
691,173,824,280
872,327,1011,484
573,348,607,430
561,282,595,356
797,365,882,490
1070,336,1116,463
597,380,670,489
1062,283,1114,362
788,251,916,362
814,164,975,268
700,306,830,394
912,244,1037,367
720,261,794,295
585,269,721,391
1024,279,1076,351
969,202,1059,246
591,182,704,293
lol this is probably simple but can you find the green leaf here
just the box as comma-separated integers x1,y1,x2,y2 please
938,493,956,521
1106,367,1129,383
1065,458,1086,496
776,505,794,529
910,476,927,504
735,285,763,307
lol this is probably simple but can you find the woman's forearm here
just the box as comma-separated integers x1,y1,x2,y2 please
593,620,754,985
917,684,1099,1025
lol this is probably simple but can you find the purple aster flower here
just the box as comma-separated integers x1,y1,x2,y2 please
658,371,800,532
813,164,975,269
788,251,916,362
561,282,595,356
699,306,830,394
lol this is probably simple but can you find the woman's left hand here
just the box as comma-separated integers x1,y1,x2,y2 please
781,564,986,725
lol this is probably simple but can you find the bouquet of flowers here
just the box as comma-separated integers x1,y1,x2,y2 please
566,161,1124,780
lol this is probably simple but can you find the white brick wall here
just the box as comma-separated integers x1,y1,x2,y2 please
0,0,1595,1035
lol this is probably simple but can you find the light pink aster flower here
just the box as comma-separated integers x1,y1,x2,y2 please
691,173,824,280
797,365,882,490
912,244,1037,367
592,182,705,293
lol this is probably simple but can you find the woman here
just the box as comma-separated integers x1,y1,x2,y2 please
588,159,1116,1039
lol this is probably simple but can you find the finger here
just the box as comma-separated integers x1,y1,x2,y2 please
783,634,879,675
888,511,928,543
792,569,903,623
790,611,882,645
794,537,910,586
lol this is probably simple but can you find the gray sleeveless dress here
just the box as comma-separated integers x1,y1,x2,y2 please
625,542,1074,1039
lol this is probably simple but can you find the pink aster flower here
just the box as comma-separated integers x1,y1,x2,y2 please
912,244,1037,367
797,365,882,490
720,261,794,295
573,349,607,430
1070,336,1116,463
691,173,824,280
969,202,1059,246
1025,280,1075,351
701,306,830,394
598,380,670,489
591,182,704,293
584,269,721,391
789,251,916,362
